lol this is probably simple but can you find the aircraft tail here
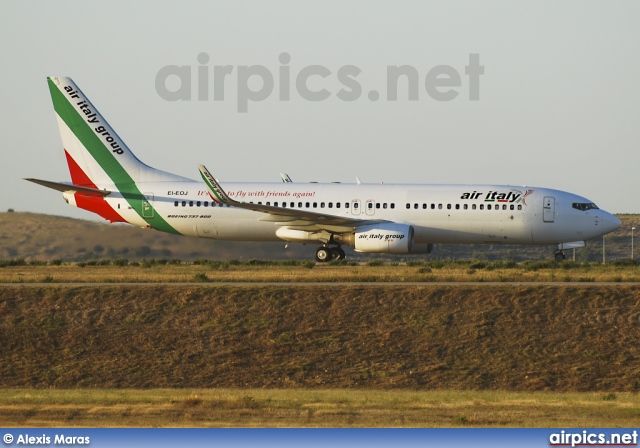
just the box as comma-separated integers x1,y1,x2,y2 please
47,77,190,189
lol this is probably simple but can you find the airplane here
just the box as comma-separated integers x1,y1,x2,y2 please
26,77,621,263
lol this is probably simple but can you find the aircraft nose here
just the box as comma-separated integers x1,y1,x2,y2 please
600,212,621,234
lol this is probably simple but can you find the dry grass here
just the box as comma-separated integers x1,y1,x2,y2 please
0,262,639,283
1,389,639,427
2,285,640,392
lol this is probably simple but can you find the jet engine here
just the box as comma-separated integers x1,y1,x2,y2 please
335,223,414,254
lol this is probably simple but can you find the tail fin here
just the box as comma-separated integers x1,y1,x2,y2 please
47,77,191,189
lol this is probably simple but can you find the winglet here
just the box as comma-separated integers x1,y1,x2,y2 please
280,173,292,183
198,164,235,204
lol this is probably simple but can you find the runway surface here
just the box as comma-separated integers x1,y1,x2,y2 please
1,282,638,287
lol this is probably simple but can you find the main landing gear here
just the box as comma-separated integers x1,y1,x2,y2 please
554,250,566,262
314,245,346,263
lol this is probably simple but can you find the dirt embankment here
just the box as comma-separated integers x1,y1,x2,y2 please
1,285,639,391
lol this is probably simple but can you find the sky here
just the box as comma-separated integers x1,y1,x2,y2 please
1,1,639,221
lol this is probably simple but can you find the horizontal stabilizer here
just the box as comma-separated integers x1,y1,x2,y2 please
25,178,111,197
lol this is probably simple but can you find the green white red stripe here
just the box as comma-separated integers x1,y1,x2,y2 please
48,77,182,235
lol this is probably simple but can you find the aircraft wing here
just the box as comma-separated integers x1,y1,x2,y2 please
198,164,383,233
25,178,111,197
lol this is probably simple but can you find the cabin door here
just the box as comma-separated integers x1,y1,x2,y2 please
543,196,555,223
142,193,154,219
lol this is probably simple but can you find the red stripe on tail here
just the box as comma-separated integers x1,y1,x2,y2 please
64,149,126,223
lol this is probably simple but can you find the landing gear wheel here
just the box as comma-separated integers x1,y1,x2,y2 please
554,251,566,262
315,247,331,263
315,246,346,262
329,248,341,261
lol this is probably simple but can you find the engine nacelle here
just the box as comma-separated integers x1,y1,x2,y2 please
336,223,414,254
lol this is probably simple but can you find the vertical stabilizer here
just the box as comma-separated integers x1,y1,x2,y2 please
47,77,191,189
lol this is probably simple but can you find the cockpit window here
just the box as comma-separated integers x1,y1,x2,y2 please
572,203,599,211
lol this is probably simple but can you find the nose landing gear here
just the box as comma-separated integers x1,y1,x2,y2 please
314,246,346,263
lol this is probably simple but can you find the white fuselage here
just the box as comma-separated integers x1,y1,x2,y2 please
87,181,620,247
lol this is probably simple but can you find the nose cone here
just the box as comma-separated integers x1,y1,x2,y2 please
601,212,621,235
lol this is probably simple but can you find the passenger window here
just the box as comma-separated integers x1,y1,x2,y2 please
197,201,201,207
414,203,419,209
383,203,388,209
174,201,179,207
368,203,373,209
282,202,287,208
354,203,359,209
390,204,395,209
431,204,435,210
336,203,341,209
518,205,522,210
480,204,484,210
329,203,333,208
204,201,209,207
502,205,507,210
487,204,492,210
313,202,317,208
266,202,271,206
376,203,380,209
406,203,410,209
423,204,427,209
321,202,325,208
298,202,302,208
182,201,186,207
306,202,310,208
258,202,262,205
345,203,349,208
447,204,451,210
472,204,476,210
510,204,514,210
438,204,443,209
455,204,460,210
189,201,194,207
463,204,468,210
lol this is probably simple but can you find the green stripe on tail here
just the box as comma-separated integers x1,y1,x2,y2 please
48,78,181,235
